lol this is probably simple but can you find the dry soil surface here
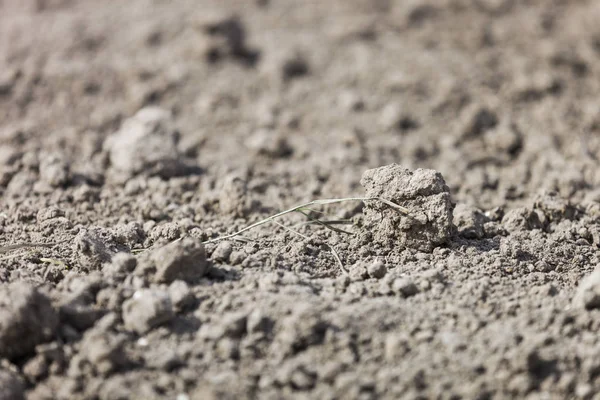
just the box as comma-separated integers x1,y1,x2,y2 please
2,0,600,399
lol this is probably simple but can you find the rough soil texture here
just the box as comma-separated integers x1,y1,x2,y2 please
2,0,600,399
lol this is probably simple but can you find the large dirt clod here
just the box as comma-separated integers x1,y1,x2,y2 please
0,283,59,360
360,164,453,251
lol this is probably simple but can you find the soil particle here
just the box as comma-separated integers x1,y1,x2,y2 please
111,222,145,248
122,289,174,334
0,283,58,360
453,204,489,239
139,237,208,283
279,52,310,82
211,240,233,262
0,369,24,400
348,262,368,281
104,107,187,180
367,259,387,279
360,164,453,251
74,227,127,271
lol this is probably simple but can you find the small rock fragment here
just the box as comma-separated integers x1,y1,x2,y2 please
122,289,174,334
349,263,368,281
453,204,488,239
367,259,387,279
0,283,59,360
212,240,233,262
147,237,208,283
360,164,453,251
143,345,182,371
149,222,183,243
111,222,145,248
385,333,410,361
104,107,187,179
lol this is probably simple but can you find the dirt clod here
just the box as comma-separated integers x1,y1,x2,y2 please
104,107,186,179
361,164,453,251
74,228,126,270
122,289,174,334
367,259,387,279
142,237,208,283
454,204,488,239
0,283,58,360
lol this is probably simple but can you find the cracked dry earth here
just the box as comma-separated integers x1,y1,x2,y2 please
3,0,600,399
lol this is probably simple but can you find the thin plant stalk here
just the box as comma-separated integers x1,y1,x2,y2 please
202,196,408,245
